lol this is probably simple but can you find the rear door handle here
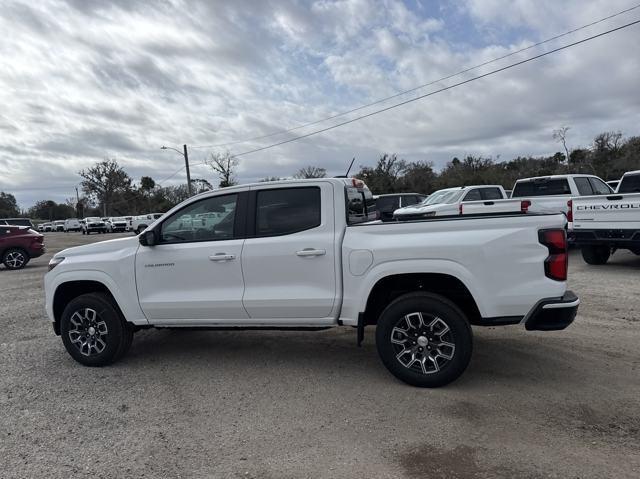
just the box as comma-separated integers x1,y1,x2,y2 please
209,253,236,261
296,248,326,257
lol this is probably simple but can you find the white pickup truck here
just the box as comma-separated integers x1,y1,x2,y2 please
511,174,612,218
131,213,164,235
44,178,579,388
571,170,640,264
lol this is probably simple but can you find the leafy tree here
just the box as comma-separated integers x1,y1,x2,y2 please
140,176,156,192
206,151,238,188
0,192,20,217
294,166,326,179
28,200,75,220
355,153,408,193
190,178,213,194
79,159,132,216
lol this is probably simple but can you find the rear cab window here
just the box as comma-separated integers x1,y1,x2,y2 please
463,189,482,201
480,188,503,200
512,178,571,197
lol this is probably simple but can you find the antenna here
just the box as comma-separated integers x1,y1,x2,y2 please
345,157,355,177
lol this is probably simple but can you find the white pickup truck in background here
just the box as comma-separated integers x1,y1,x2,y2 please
571,170,640,264
131,213,163,234
44,178,579,388
511,174,612,219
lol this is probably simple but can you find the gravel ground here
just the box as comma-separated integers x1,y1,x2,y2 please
1,232,639,478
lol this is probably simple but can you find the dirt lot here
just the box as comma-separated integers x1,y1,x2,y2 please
1,232,639,478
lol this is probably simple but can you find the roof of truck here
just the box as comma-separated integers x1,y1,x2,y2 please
515,174,599,182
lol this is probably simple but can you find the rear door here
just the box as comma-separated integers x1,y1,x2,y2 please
241,183,338,321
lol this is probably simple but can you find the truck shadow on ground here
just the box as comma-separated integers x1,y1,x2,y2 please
117,326,596,391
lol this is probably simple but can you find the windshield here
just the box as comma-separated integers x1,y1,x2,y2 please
421,189,463,205
86,217,101,222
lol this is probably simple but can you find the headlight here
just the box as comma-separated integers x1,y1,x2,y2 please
48,256,65,271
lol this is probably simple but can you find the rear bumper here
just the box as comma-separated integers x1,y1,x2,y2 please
571,229,640,249
524,291,579,331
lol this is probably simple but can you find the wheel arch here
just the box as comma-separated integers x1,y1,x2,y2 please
361,273,482,326
52,280,119,335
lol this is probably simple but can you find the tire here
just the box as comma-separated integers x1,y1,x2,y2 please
375,292,473,388
60,293,134,367
2,248,29,270
581,245,610,265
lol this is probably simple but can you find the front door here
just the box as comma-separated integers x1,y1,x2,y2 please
241,184,338,321
135,192,248,323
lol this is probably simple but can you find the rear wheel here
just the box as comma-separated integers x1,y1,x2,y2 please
2,248,29,270
60,293,134,366
581,245,610,265
376,292,472,388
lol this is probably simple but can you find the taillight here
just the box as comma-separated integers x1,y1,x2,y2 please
520,200,531,213
539,229,567,281
566,199,573,222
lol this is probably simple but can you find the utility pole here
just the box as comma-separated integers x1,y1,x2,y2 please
183,144,192,196
161,145,192,196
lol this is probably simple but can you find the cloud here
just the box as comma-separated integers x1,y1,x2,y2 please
0,0,639,208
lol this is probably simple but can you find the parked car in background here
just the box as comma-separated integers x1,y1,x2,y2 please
511,174,612,219
53,220,66,232
42,222,53,232
375,193,426,221
106,217,128,233
64,218,82,232
570,172,640,264
394,185,507,220
81,217,107,235
123,216,134,231
37,223,45,232
44,178,577,387
606,180,620,192
131,213,163,234
0,225,45,270
0,218,35,229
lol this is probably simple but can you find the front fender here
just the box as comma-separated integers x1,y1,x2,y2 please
45,269,149,326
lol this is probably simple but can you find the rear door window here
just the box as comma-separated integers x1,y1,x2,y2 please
512,179,571,197
463,189,482,201
588,178,612,195
574,177,594,195
481,188,503,200
256,187,321,236
618,174,640,193
401,195,421,207
376,196,400,212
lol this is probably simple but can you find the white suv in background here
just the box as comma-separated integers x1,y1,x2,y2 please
64,219,82,232
131,213,163,234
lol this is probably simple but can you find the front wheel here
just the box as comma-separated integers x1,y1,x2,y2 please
60,293,134,366
376,292,472,388
581,245,610,265
2,248,29,270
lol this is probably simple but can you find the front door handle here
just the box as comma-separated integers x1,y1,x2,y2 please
296,248,326,257
209,253,236,261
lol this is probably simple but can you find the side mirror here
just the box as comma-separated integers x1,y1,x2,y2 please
139,229,157,246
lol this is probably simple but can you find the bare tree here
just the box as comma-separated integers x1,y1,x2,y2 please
79,159,132,216
205,151,238,188
552,126,571,162
293,165,327,179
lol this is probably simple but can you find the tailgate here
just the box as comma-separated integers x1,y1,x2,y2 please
460,199,524,215
573,194,640,228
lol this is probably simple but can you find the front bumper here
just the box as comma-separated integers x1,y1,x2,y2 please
524,291,579,331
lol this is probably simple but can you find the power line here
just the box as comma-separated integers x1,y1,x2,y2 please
226,19,640,159
189,4,640,150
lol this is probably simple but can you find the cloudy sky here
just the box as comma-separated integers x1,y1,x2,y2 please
1,0,639,208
